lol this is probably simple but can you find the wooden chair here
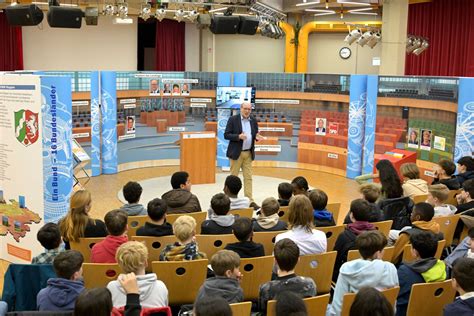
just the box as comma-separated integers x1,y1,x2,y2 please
372,220,393,238
277,206,290,222
128,212,207,237
230,208,254,219
402,240,446,263
151,259,208,305
406,280,456,316
267,294,330,316
413,194,428,204
318,225,344,251
252,231,285,256
347,246,395,262
446,189,461,206
70,237,105,263
341,286,400,316
229,301,252,316
294,251,337,294
326,202,341,224
127,215,148,237
82,263,122,288
131,235,177,264
240,256,274,301
431,214,460,247
166,212,207,234
195,234,238,258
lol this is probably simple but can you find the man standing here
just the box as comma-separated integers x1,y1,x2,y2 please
224,102,263,201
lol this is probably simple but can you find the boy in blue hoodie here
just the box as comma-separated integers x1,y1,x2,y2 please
444,257,474,316
37,250,85,311
309,189,335,227
328,230,398,316
396,231,446,316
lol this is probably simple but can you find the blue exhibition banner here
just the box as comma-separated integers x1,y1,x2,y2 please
40,76,73,223
362,75,378,175
217,72,232,168
100,71,117,174
233,72,247,87
455,78,474,162
90,71,101,176
346,75,368,179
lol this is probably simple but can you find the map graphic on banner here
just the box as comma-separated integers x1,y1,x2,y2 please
0,198,41,242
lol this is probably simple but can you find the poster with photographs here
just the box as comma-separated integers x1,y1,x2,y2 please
434,136,446,151
407,127,420,149
149,79,160,95
420,129,432,151
162,83,171,96
126,116,136,134
172,83,181,96
315,118,327,136
181,83,190,96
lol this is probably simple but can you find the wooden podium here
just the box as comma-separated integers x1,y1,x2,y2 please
180,131,217,184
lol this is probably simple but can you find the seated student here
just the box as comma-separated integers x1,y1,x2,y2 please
195,250,244,304
444,257,474,316
275,291,308,316
224,175,250,210
120,181,147,216
333,199,376,281
349,287,394,316
396,231,447,316
400,163,428,199
426,184,457,217
258,238,316,314
391,202,442,264
32,222,63,264
37,250,85,311
456,179,474,213
328,231,398,316
160,215,206,261
291,176,310,196
201,193,235,235
344,183,383,224
278,182,293,207
456,156,474,186
136,198,173,237
107,241,168,308
224,217,264,258
432,159,461,190
161,171,202,214
91,209,129,263
309,189,335,227
253,197,288,232
194,296,232,316
445,227,474,269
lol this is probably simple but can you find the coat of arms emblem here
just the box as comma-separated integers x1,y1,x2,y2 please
14,110,39,146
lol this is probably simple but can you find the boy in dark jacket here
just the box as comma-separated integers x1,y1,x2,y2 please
456,156,474,186
225,217,265,258
201,193,235,235
309,189,335,227
396,231,446,316
333,199,375,281
444,257,474,316
195,250,244,304
161,171,202,214
120,181,147,216
277,182,293,207
91,209,128,263
136,198,173,237
37,250,84,311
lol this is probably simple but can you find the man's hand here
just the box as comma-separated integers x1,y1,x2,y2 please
256,133,266,141
118,273,139,294
239,133,247,140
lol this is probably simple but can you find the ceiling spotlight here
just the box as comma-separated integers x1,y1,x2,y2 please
117,2,128,18
406,37,422,53
188,10,199,22
103,3,115,15
366,31,381,48
174,9,185,22
344,28,362,45
413,39,429,55
357,30,373,47
156,8,166,21
140,3,151,21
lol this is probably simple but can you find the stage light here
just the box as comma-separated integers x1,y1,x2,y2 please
344,28,362,45
103,3,115,15
140,3,151,21
117,2,128,18
188,10,199,22
406,37,421,53
357,30,373,47
413,39,429,55
174,9,185,22
366,31,380,48
156,8,166,21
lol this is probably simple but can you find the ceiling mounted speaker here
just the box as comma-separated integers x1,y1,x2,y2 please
85,7,98,25
238,16,258,35
47,6,83,28
210,15,240,34
5,4,44,26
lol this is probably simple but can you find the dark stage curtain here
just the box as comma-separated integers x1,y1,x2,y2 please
155,19,185,71
0,12,23,71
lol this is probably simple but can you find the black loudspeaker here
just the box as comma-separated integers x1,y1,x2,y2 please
402,106,409,119
210,15,240,34
84,7,98,26
47,6,83,29
5,4,44,26
238,16,258,35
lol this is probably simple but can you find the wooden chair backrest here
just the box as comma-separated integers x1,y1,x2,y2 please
413,194,429,204
267,294,330,316
372,220,393,238
82,263,122,288
252,231,285,256
230,208,254,219
347,246,395,262
294,251,337,294
341,286,400,316
127,215,148,238
151,259,208,305
326,202,341,224
131,235,177,264
195,234,239,258
402,240,446,263
446,189,461,206
229,301,252,316
431,214,460,246
240,256,274,301
166,212,207,234
128,212,207,237
406,280,456,316
277,206,290,222
317,225,344,251
70,237,105,263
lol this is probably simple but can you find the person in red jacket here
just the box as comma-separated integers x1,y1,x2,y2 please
91,209,128,263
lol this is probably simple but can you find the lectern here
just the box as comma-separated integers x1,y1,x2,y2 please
180,132,217,184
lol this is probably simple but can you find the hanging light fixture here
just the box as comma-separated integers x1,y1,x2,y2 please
139,2,151,21
357,30,373,47
103,3,115,15
174,9,185,22
156,8,166,21
117,2,128,18
344,28,361,45
366,31,381,48
187,10,199,22
413,39,429,55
